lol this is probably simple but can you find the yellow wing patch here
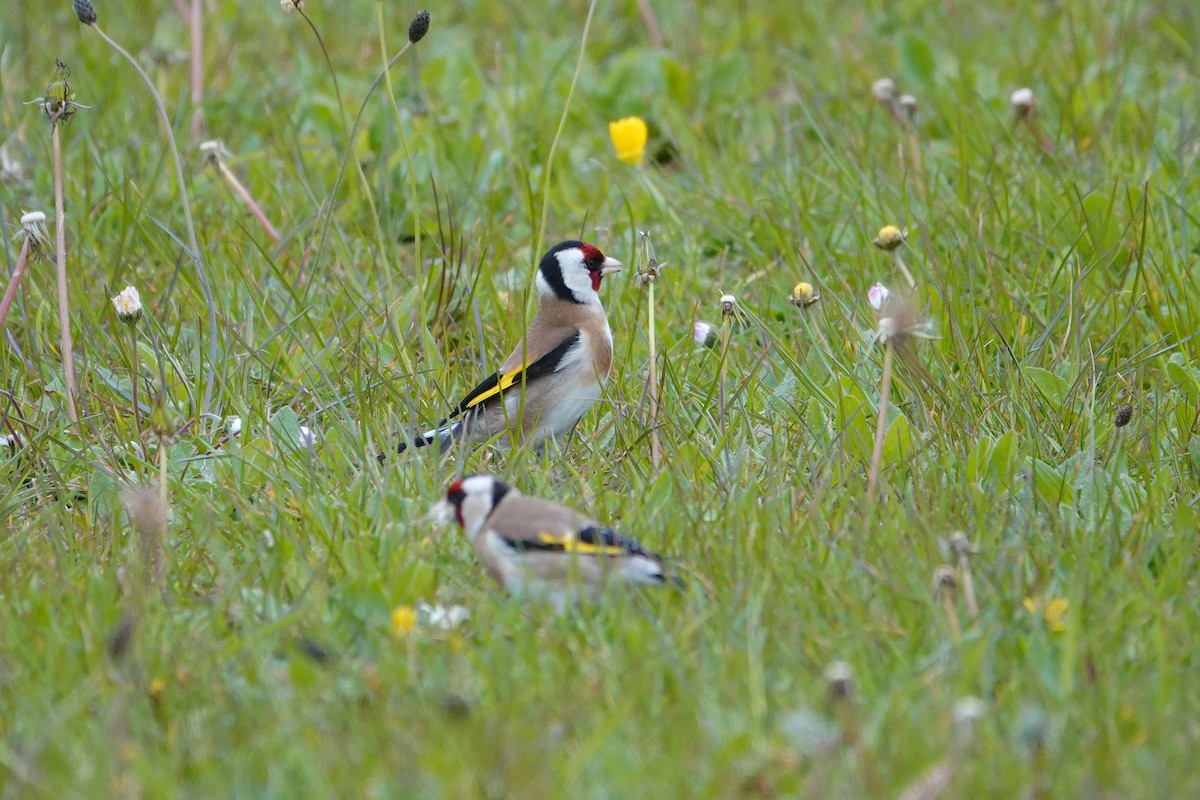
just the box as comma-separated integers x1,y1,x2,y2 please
536,531,624,556
462,365,526,410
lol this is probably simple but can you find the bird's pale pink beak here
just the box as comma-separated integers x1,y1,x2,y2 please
599,256,626,277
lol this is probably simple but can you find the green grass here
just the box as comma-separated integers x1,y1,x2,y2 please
2,0,1199,796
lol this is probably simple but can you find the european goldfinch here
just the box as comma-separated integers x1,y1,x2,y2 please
398,240,624,453
429,474,682,610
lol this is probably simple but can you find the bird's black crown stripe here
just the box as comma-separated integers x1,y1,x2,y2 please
490,480,511,510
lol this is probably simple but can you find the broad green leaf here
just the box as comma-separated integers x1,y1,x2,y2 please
898,34,936,86
1027,367,1070,407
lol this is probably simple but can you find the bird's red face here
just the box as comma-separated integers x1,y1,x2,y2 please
578,243,607,292
539,241,626,304
445,479,466,526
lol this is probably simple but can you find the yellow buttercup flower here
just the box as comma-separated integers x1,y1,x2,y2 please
789,281,819,308
391,605,418,638
609,117,648,166
1022,596,1068,633
873,225,906,251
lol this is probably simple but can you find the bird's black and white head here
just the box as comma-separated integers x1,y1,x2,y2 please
429,474,515,536
535,240,625,305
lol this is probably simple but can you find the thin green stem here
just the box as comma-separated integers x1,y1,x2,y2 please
867,341,894,503
376,0,423,304
52,124,79,424
90,23,218,416
534,0,597,263
130,325,143,456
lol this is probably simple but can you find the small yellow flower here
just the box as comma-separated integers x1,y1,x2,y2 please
1022,596,1068,633
391,605,418,638
873,225,906,251
148,677,166,705
609,117,648,166
789,281,819,308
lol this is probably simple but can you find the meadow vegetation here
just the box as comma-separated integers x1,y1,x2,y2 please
1,0,1198,796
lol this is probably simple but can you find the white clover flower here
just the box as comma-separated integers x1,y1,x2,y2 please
954,696,987,729
418,602,470,631
0,433,16,449
298,425,317,449
1011,87,1035,112
280,0,303,11
875,317,898,344
872,78,897,104
868,282,891,311
225,416,243,437
111,285,143,324
693,320,716,348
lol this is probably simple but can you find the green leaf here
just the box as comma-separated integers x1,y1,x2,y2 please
882,413,916,463
1026,367,1070,407
1165,353,1200,399
898,34,936,86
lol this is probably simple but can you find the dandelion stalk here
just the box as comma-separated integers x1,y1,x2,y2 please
639,233,662,469
78,5,218,416
52,124,80,424
934,566,961,643
158,434,169,550
948,532,979,621
0,236,33,329
201,142,281,245
130,326,143,450
112,286,145,452
866,339,893,503
718,294,736,477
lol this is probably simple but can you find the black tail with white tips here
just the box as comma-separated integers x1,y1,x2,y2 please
386,421,464,459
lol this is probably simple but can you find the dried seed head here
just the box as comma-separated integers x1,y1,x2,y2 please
18,210,50,255
872,78,897,104
693,320,717,349
824,660,854,701
1011,87,1036,119
932,565,958,598
899,94,918,121
280,0,302,12
719,294,737,316
199,139,224,165
225,416,243,438
122,486,167,540
408,10,431,43
73,0,97,25
1114,404,1133,428
947,531,976,560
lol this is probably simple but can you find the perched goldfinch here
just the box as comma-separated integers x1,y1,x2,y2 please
398,240,624,454
429,474,682,610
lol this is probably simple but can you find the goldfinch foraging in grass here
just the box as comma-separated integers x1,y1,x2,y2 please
429,474,682,610
397,241,624,454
